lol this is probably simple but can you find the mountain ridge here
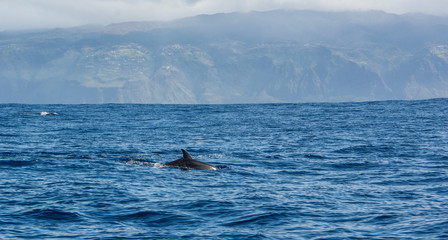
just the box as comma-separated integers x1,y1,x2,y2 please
1,10,448,103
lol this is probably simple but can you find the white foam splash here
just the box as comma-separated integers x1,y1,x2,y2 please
153,163,165,169
199,153,226,159
40,112,58,116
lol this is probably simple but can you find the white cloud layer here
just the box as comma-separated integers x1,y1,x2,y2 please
1,0,447,30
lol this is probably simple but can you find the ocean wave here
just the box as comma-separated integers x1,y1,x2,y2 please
23,208,82,222
334,144,396,155
222,212,291,227
0,159,36,167
108,210,196,227
1,100,447,239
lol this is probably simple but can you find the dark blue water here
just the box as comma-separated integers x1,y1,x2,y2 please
1,99,447,239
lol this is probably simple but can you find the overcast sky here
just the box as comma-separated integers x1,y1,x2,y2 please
1,0,447,31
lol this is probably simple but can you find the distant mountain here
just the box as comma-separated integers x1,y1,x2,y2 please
1,10,448,103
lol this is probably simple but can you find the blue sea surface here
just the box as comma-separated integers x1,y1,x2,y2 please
1,99,447,239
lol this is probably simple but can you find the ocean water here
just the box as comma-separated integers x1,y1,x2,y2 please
1,99,447,239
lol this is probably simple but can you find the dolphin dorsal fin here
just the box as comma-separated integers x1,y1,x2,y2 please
181,149,193,159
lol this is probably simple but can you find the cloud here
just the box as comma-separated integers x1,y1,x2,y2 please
1,0,447,31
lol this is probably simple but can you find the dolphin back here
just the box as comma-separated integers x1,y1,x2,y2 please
164,149,217,170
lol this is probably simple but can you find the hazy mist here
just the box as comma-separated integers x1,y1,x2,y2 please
1,0,448,30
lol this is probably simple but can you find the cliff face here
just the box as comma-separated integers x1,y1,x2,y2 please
1,10,448,103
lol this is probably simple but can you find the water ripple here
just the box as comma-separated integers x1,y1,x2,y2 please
1,100,447,239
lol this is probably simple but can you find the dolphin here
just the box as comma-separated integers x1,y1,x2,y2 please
163,149,217,170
